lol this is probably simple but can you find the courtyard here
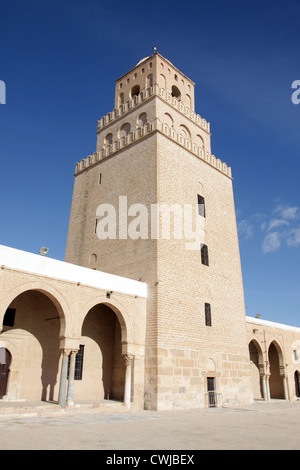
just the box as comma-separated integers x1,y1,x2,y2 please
0,400,299,451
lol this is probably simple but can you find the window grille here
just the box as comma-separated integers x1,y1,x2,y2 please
68,345,84,381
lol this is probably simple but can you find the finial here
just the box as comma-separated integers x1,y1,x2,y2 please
153,46,157,53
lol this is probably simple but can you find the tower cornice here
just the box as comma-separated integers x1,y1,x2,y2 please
75,117,232,180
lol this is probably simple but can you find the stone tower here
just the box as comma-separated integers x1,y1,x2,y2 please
65,51,253,410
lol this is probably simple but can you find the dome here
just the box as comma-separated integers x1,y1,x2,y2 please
136,56,150,66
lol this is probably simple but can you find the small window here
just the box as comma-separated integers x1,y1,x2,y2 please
201,244,209,266
294,350,298,362
198,195,206,217
205,303,212,327
99,173,102,185
68,345,85,381
3,308,16,327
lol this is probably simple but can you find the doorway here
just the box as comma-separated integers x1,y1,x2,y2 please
0,349,12,399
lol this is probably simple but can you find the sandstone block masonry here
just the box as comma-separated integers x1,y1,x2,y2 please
1,52,300,412
65,52,254,410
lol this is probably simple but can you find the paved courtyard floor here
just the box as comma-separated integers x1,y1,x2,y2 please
0,400,299,450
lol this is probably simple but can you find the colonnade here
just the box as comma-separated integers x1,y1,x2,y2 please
57,348,135,409
260,371,289,401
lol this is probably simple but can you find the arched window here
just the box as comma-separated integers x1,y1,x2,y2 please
186,94,191,109
160,74,166,89
119,123,131,138
131,85,140,98
119,93,124,106
196,134,204,149
105,133,113,145
138,112,147,127
179,124,191,140
171,85,181,100
89,253,98,269
147,74,153,88
163,113,173,128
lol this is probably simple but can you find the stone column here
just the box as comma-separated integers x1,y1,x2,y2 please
58,349,70,409
281,374,289,400
260,374,268,401
123,354,134,410
67,350,78,406
265,374,271,401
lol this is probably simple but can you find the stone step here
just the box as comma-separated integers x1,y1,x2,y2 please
0,400,127,420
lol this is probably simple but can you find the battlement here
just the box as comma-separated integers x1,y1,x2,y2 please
97,84,211,134
76,118,231,178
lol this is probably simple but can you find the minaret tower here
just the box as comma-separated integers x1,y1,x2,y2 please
65,51,253,410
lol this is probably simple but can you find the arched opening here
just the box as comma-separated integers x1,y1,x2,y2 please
137,112,147,127
76,303,125,402
119,92,124,106
0,349,12,399
163,112,173,128
171,85,181,100
119,122,131,139
196,134,204,149
249,340,264,399
186,94,191,109
147,74,153,88
0,290,62,402
131,85,140,98
105,133,113,146
89,253,98,269
294,371,300,398
160,74,166,89
268,342,285,399
179,124,191,140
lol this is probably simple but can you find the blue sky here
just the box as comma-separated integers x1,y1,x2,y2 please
0,0,300,326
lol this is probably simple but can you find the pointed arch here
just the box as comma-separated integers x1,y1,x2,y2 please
268,340,285,399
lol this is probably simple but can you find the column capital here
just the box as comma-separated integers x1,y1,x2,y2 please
60,348,72,356
123,353,135,366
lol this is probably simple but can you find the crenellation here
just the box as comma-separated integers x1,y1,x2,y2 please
2,52,300,414
97,85,210,134
76,119,231,178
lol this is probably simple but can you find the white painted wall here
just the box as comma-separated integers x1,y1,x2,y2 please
0,245,147,298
